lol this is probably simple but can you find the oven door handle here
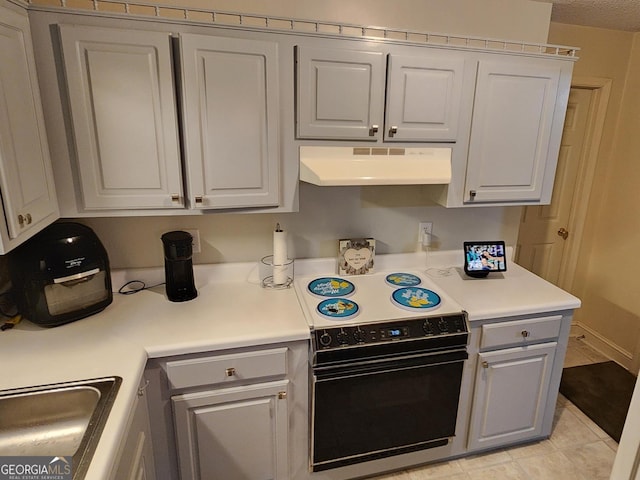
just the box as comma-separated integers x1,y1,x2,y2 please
313,349,467,380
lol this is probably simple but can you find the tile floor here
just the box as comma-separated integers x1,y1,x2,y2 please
369,336,619,480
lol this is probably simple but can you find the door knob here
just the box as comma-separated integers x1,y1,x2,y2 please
557,228,569,240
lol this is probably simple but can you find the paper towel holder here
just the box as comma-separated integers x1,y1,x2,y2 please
260,255,294,289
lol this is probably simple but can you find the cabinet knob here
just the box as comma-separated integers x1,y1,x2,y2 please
482,361,489,369
521,330,531,338
389,125,398,137
469,190,477,199
171,194,180,203
194,196,203,205
225,367,236,377
278,391,287,400
17,213,32,227
369,125,379,136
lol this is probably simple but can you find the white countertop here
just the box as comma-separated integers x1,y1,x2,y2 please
0,252,580,479
0,261,310,480
422,252,581,321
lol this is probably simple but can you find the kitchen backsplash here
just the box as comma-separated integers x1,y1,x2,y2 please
75,183,522,269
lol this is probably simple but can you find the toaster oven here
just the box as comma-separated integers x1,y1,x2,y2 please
9,222,112,327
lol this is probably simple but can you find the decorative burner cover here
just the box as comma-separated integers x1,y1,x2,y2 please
391,287,441,310
385,273,422,287
316,298,360,319
308,277,355,297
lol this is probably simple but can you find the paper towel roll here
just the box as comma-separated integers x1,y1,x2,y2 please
273,223,288,284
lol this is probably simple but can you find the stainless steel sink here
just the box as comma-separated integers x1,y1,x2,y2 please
0,376,121,479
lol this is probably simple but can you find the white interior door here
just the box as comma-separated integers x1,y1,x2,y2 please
516,87,593,285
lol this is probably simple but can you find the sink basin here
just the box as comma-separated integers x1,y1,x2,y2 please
0,377,121,479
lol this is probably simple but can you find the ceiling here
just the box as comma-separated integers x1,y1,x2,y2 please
540,0,640,32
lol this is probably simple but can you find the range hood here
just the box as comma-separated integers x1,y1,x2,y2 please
299,146,452,186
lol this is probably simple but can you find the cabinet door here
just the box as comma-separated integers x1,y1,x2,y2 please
296,46,385,140
113,385,157,480
465,60,562,203
0,6,58,250
58,25,183,210
468,342,556,451
172,380,289,480
180,34,280,209
385,54,466,142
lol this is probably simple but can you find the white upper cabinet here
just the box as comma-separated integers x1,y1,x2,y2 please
463,58,567,204
179,34,280,209
296,45,468,142
0,4,58,253
296,46,385,141
385,54,466,142
58,25,183,210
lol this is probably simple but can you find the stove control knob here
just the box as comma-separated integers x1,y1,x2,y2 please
423,320,434,335
319,332,332,347
353,328,367,343
336,331,349,345
438,318,449,332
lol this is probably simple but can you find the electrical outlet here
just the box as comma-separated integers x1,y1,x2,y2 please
418,222,433,246
185,229,201,253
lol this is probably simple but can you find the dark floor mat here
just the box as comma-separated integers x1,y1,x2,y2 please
559,361,636,442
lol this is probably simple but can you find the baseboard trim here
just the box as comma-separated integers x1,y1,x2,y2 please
570,322,633,370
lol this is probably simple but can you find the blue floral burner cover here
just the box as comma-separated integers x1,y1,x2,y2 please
385,273,422,287
307,277,355,297
391,287,441,310
316,298,360,319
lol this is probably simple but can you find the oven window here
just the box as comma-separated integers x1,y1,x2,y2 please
313,360,463,467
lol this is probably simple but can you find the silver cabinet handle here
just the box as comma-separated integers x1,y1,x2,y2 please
482,361,489,369
469,190,477,199
389,126,398,137
521,330,531,338
194,196,203,205
171,194,180,203
137,380,150,397
225,367,236,377
369,125,379,136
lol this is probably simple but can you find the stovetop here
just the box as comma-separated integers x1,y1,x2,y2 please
294,269,466,330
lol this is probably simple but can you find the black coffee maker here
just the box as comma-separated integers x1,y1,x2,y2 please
161,231,197,302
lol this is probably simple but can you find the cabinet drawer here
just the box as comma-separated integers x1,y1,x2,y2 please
480,315,562,350
166,347,287,390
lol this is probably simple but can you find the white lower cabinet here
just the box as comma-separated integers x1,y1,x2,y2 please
113,380,157,480
468,342,557,451
467,314,569,453
145,342,308,480
172,380,289,480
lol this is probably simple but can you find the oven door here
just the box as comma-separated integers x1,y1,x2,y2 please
311,348,467,472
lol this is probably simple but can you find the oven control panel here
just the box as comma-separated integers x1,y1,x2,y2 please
313,313,468,350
